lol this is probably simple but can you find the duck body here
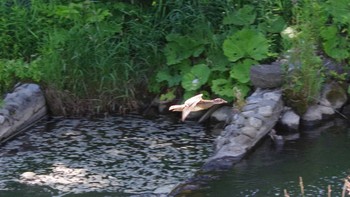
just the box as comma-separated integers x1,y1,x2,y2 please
169,94,227,121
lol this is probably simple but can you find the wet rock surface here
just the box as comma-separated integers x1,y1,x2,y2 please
170,88,284,196
0,115,214,196
302,82,348,123
203,88,283,171
0,83,47,143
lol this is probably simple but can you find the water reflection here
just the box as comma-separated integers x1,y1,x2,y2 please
190,119,350,197
0,115,214,196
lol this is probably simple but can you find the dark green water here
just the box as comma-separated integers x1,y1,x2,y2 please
189,120,350,197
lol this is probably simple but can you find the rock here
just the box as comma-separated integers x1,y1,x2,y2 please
279,107,300,132
210,106,234,122
302,82,347,124
258,106,273,116
323,56,347,77
203,88,283,170
0,83,47,144
247,117,263,128
153,184,177,194
319,82,347,109
250,64,283,88
342,104,350,117
302,105,334,122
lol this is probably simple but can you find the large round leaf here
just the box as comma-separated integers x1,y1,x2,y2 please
211,78,234,98
223,5,256,26
181,64,211,91
223,28,270,61
230,59,258,83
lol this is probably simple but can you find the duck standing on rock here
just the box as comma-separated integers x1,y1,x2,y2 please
169,94,228,121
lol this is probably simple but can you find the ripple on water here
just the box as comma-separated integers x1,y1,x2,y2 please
0,115,214,195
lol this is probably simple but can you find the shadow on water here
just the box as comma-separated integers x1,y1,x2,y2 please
0,114,215,196
182,118,350,197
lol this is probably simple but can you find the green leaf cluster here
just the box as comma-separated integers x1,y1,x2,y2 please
156,2,279,102
0,59,42,93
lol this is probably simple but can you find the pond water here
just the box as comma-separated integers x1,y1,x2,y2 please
188,119,350,197
0,115,349,197
0,115,214,196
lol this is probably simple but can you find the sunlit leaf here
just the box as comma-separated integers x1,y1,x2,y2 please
181,64,211,91
223,28,270,61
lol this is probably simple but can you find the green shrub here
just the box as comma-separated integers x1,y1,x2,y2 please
0,59,42,93
282,0,325,114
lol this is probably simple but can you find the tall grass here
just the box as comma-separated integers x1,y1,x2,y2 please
36,1,164,115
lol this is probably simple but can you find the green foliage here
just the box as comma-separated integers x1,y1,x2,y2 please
321,26,349,61
230,59,258,84
223,5,256,26
0,59,42,93
164,34,206,65
223,29,270,62
181,64,211,91
3,0,347,116
282,0,325,115
156,1,279,102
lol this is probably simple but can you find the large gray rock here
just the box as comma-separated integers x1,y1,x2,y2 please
250,64,283,88
202,88,283,171
302,82,347,123
0,83,47,144
279,107,300,132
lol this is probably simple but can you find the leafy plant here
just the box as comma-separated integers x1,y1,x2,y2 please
0,59,42,93
282,0,325,115
223,5,256,26
223,28,269,62
181,64,211,91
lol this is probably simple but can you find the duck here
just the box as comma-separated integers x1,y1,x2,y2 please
169,94,228,121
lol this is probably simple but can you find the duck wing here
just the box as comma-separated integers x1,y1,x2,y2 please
181,94,203,121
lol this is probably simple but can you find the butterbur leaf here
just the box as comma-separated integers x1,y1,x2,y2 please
156,68,181,87
323,39,349,61
321,26,349,60
223,37,245,62
230,59,258,83
325,0,350,24
181,64,211,91
258,16,286,33
207,50,230,71
320,26,337,40
223,5,256,26
233,83,250,99
165,34,206,65
223,28,270,62
211,79,233,98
